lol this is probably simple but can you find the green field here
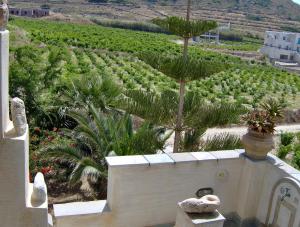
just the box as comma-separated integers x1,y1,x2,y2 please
8,17,300,112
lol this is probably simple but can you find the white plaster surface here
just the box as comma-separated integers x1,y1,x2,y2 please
190,152,217,161
105,151,242,227
167,153,197,163
54,151,300,227
175,207,225,227
54,200,112,227
144,153,175,165
0,128,49,227
0,30,48,227
54,200,110,217
0,30,11,139
105,155,149,167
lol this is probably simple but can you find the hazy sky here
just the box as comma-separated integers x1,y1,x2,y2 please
293,0,300,4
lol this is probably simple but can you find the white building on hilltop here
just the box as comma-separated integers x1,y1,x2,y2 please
261,31,300,62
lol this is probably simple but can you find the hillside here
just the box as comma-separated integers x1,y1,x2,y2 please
148,0,300,19
9,0,300,36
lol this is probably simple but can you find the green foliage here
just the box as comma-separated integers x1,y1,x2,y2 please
292,144,300,169
219,31,243,42
139,54,226,82
243,98,285,134
43,105,167,184
200,133,242,151
246,14,263,21
10,18,299,108
280,26,300,33
277,132,300,170
65,74,122,111
280,132,295,146
122,87,245,151
277,144,292,159
91,19,168,34
152,16,218,38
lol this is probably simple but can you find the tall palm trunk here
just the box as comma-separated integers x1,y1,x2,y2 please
173,0,191,153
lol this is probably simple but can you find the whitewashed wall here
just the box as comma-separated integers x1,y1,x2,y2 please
54,151,300,227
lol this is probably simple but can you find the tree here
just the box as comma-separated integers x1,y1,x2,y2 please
121,89,245,152
143,2,222,152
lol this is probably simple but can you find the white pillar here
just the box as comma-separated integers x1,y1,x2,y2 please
0,30,10,139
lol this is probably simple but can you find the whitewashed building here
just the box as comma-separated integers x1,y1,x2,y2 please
261,31,300,62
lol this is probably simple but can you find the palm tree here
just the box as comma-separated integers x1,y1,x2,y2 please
43,104,169,185
62,73,121,112
144,2,221,152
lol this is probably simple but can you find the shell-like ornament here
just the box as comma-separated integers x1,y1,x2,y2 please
178,195,221,214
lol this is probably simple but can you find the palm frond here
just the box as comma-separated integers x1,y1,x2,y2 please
69,157,107,185
41,145,83,163
64,74,121,111
201,133,242,151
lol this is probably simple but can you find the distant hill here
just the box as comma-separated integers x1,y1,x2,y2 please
9,0,300,35
142,0,300,20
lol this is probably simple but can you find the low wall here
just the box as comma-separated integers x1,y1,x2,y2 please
0,127,49,227
54,150,300,227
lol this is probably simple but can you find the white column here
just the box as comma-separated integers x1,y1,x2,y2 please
0,30,10,139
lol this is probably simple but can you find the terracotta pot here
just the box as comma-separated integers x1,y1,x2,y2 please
241,129,275,160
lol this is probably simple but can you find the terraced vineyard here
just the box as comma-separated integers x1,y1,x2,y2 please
78,50,300,107
8,18,300,110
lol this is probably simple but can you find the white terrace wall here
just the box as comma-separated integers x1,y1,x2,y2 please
54,150,300,227
0,30,49,227
106,151,243,227
106,152,300,227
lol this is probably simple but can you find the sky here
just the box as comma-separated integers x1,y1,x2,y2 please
293,0,300,4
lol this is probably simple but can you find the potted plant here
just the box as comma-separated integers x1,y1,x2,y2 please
241,99,284,160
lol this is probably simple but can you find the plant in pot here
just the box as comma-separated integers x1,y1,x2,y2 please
241,99,284,160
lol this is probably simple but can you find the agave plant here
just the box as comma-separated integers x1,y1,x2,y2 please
42,105,169,185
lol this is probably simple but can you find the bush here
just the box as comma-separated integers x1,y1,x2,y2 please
219,31,243,42
292,145,300,169
246,14,263,21
277,144,292,159
91,19,168,34
280,132,295,146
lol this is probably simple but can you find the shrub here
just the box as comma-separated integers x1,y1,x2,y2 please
277,144,292,159
219,31,243,42
292,145,300,169
280,132,295,146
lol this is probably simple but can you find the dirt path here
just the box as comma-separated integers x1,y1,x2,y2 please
163,124,300,153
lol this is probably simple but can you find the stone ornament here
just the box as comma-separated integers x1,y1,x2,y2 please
0,0,8,31
31,172,47,204
11,97,27,136
178,195,220,213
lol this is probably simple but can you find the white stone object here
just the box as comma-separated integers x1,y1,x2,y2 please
31,172,47,203
179,195,221,214
11,97,27,136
